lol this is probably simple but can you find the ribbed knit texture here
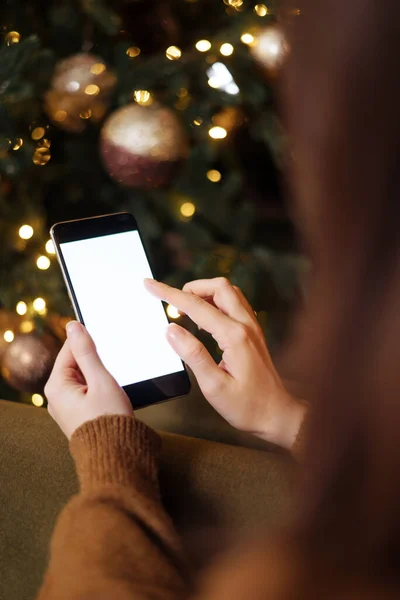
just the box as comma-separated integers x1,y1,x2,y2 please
70,415,161,491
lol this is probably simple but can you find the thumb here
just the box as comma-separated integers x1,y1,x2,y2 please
66,321,107,383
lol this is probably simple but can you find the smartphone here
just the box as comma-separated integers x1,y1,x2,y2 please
50,212,191,409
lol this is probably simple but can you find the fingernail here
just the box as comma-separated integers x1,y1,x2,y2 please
66,320,83,337
144,278,157,285
166,323,185,341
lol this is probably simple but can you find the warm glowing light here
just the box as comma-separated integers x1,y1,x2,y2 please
207,62,239,95
195,39,211,52
33,297,46,312
180,202,196,218
209,126,227,140
85,84,100,96
3,330,14,343
193,118,203,126
80,109,92,119
20,320,34,333
207,169,222,182
254,3,268,16
13,138,23,150
241,33,255,45
166,46,182,60
5,31,20,46
166,305,180,319
54,110,67,122
19,225,34,240
46,239,56,254
220,43,234,56
251,26,287,70
16,301,27,316
37,256,51,270
133,90,153,106
126,46,141,58
224,0,243,6
90,63,106,75
32,394,44,407
33,146,51,166
31,127,45,141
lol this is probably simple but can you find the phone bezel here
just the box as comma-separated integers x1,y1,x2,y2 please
51,212,191,409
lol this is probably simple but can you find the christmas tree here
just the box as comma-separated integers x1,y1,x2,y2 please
0,0,305,405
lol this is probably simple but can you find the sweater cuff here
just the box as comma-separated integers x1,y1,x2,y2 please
69,416,161,492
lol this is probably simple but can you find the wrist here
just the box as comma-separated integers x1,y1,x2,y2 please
256,390,307,451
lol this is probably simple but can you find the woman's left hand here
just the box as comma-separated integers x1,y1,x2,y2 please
45,321,133,439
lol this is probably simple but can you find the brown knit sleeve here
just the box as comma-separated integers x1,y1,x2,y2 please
37,415,189,600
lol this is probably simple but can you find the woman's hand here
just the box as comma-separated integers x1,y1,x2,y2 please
145,277,306,450
45,321,133,439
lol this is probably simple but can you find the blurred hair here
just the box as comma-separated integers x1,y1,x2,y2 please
281,0,400,585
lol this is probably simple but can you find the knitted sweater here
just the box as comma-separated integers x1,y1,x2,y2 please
36,415,392,600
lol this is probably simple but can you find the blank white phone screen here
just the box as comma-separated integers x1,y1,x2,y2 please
60,230,184,387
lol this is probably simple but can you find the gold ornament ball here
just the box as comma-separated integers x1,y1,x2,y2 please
100,103,189,189
250,25,288,74
45,53,117,133
1,333,61,393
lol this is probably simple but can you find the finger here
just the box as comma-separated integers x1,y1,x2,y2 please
166,323,229,398
145,279,234,345
232,286,258,319
182,278,254,325
66,321,108,384
45,341,83,398
50,339,75,378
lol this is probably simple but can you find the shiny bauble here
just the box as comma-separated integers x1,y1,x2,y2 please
45,53,117,133
1,333,61,393
250,24,288,75
100,103,189,189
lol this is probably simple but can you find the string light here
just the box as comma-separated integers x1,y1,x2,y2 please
80,109,92,119
166,46,182,60
166,305,180,319
16,301,27,316
224,0,243,6
19,225,34,240
3,330,14,343
37,256,51,270
45,239,56,254
5,31,20,45
32,394,44,407
20,320,34,333
33,297,46,312
33,146,51,166
220,43,234,57
133,90,153,106
241,33,255,45
193,118,203,126
85,84,100,96
209,126,228,140
54,110,67,122
195,40,211,52
254,3,268,16
207,169,222,182
90,63,106,74
207,62,239,95
31,127,45,141
180,202,196,218
12,138,23,150
126,46,141,58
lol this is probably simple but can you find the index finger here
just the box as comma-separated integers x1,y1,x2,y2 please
144,279,234,346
